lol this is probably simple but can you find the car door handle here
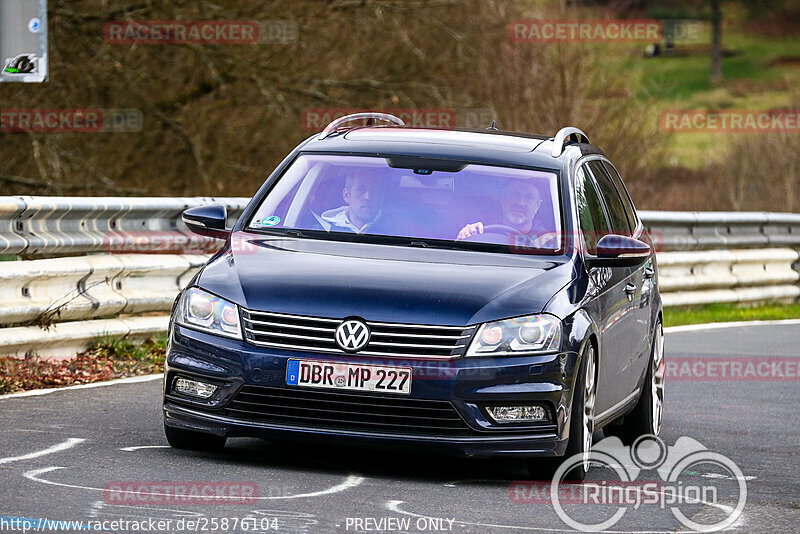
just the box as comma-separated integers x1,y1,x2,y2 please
644,267,655,279
625,282,637,302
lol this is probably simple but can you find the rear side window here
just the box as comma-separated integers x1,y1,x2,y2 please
602,161,638,231
575,166,610,254
586,161,631,236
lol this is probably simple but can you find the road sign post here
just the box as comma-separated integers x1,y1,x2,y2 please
0,0,48,83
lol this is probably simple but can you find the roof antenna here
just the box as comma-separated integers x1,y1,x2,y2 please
486,120,498,131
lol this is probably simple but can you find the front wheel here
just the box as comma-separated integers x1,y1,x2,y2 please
618,321,665,442
528,342,596,482
164,424,227,451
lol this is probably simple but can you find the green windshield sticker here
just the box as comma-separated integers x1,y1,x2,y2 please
257,215,281,227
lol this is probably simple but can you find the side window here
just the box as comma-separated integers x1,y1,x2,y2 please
602,161,639,231
575,165,610,254
587,161,631,236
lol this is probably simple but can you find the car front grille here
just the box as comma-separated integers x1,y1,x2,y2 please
225,385,476,436
241,309,475,360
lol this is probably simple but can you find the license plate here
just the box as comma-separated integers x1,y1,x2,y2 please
286,359,412,395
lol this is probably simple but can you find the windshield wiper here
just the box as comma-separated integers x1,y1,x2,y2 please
403,240,466,251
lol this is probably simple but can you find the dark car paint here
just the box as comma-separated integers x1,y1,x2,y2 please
196,235,576,326
165,323,577,458
164,126,662,458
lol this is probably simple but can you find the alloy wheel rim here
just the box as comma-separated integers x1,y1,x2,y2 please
651,325,665,435
582,346,596,472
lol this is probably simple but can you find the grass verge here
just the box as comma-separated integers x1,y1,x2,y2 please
664,301,800,328
0,335,166,395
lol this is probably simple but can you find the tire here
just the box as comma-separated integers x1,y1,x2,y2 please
619,320,665,443
164,424,227,451
528,341,597,482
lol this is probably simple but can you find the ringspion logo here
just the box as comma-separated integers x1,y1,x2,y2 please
546,435,747,532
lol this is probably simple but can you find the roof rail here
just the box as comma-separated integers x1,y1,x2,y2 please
318,112,406,140
550,127,590,157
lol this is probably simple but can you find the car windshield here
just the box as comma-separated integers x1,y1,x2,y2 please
247,154,563,253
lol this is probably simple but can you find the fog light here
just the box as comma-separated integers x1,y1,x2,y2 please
487,405,548,423
174,377,218,399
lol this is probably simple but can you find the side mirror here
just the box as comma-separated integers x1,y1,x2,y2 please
586,234,651,268
181,205,230,239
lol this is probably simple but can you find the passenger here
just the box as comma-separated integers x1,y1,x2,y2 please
320,172,387,234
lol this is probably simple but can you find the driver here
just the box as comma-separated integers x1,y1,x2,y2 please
456,180,543,240
320,171,387,234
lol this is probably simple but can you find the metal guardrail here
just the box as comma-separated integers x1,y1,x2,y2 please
640,210,800,251
1,200,799,257
0,254,207,325
0,196,249,256
0,197,798,359
2,316,169,360
657,248,800,307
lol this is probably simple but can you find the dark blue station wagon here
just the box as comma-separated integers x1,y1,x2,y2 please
163,113,664,480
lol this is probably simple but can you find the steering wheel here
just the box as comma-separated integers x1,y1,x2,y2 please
462,224,560,250
461,224,522,244
481,224,520,235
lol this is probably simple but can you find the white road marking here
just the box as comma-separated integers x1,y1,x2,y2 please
444,464,757,486
0,438,85,465
387,488,745,534
595,463,757,481
665,318,800,334
701,472,757,481
88,500,202,521
119,445,171,452
278,474,364,499
443,478,507,487
0,374,163,400
24,467,364,500
387,500,581,533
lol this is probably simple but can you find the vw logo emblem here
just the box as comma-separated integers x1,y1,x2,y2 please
335,319,370,352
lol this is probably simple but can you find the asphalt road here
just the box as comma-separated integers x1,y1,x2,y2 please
1,322,798,534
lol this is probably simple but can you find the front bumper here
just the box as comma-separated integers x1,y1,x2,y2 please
163,324,581,458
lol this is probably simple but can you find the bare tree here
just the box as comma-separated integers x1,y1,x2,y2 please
710,0,723,84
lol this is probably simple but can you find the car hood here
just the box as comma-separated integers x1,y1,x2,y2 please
196,233,576,326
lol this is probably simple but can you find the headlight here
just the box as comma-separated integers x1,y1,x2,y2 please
467,314,561,356
175,287,242,339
